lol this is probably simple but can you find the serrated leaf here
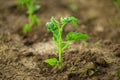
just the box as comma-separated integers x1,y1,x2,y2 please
51,17,59,27
71,16,78,26
46,22,53,30
61,42,69,50
60,17,64,24
64,17,72,23
60,17,71,25
60,17,78,26
46,17,58,31
46,22,57,31
44,58,58,66
66,32,89,41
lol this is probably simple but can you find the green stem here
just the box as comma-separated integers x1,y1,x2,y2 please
28,3,34,31
29,14,33,28
58,28,62,69
28,10,34,32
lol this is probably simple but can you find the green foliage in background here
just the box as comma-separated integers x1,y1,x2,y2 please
44,16,89,70
16,0,40,33
113,0,120,7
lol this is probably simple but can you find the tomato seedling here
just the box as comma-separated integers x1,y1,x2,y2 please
16,0,40,33
44,16,89,70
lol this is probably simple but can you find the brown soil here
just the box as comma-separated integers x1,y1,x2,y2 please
0,0,120,80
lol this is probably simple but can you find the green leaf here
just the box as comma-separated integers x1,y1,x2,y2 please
46,22,58,31
22,24,31,33
66,32,89,41
61,42,69,50
46,17,59,31
44,58,58,66
32,15,37,23
60,17,78,26
71,16,78,26
46,22,53,30
60,17,65,24
27,6,34,14
34,5,40,12
64,17,72,23
60,17,71,25
51,17,59,27
32,15,40,25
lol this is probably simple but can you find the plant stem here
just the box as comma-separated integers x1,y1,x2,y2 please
28,14,32,31
28,8,34,31
58,28,62,69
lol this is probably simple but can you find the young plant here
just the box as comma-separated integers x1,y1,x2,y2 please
44,17,89,70
16,0,40,33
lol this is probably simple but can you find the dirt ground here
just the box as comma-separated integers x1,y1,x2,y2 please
0,0,120,80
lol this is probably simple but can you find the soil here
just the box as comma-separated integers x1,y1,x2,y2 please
0,0,120,80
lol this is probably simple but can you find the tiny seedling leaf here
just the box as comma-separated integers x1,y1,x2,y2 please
46,22,58,31
51,17,59,27
64,17,72,23
66,32,89,41
60,17,65,25
44,58,58,66
60,17,72,25
46,22,54,30
61,42,69,50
